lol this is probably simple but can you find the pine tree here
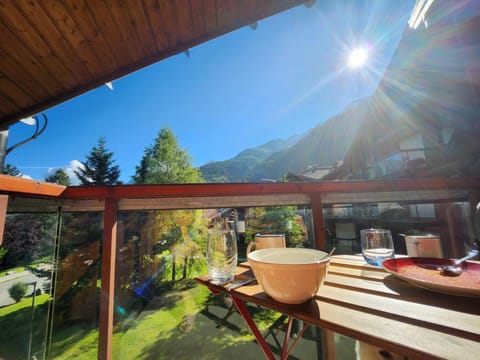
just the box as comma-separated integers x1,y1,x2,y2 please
45,168,71,185
3,163,21,176
132,128,203,184
75,137,121,185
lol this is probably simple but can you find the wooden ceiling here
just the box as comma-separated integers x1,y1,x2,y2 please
0,0,311,128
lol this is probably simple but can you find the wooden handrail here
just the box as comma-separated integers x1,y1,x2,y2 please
60,177,480,200
1,175,478,202
0,174,66,197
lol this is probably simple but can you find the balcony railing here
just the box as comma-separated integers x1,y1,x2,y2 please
1,175,479,359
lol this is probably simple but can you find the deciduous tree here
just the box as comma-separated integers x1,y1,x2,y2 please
2,214,44,267
132,128,203,184
131,128,206,281
9,282,28,303
245,206,306,247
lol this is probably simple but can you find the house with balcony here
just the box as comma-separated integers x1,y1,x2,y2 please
326,0,480,182
321,0,480,255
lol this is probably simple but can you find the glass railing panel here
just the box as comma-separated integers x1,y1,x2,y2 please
0,212,58,360
5,188,474,359
47,211,102,360
323,200,475,257
111,205,326,359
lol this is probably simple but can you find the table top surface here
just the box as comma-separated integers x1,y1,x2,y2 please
196,254,480,360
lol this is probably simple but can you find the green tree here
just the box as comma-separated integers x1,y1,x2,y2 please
132,128,203,184
131,128,205,283
45,168,71,185
245,206,306,247
173,240,202,279
3,163,21,176
75,137,121,185
8,282,28,302
0,247,7,262
151,209,207,281
2,214,44,267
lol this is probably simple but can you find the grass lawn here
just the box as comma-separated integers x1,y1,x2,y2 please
49,323,99,359
0,294,50,360
0,293,48,318
110,280,321,359
110,280,262,359
46,279,297,359
2,278,334,359
0,266,26,277
44,280,263,360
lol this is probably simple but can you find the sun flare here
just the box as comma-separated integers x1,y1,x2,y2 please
347,47,369,68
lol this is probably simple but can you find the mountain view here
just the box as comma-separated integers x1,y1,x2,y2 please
200,97,370,182
199,135,303,182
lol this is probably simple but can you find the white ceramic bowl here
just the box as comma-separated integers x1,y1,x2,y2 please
247,248,330,304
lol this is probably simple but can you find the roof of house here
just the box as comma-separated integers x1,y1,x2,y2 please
286,165,337,182
0,0,312,128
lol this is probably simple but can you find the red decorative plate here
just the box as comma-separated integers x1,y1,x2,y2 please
382,257,480,297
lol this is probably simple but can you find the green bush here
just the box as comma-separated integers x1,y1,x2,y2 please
8,282,28,303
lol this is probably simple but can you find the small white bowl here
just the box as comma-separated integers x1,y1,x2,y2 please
247,248,330,304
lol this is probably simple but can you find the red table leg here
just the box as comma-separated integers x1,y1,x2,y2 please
230,296,310,360
281,320,309,360
230,296,277,360
280,317,294,359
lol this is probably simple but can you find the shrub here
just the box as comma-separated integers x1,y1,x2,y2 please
8,282,28,303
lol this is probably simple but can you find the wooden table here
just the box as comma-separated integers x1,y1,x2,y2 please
195,254,480,360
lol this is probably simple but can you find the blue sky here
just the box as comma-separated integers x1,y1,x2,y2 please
6,0,415,184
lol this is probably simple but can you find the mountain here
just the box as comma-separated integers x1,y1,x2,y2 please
199,98,369,182
199,135,303,182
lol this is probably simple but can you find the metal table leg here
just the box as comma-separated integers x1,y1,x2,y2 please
230,296,310,360
230,296,277,360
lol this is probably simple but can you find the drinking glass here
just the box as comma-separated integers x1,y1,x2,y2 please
206,229,238,284
360,228,395,266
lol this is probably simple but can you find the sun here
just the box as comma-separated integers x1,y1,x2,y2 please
347,47,369,68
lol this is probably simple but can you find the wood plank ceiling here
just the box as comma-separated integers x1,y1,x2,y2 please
0,0,311,128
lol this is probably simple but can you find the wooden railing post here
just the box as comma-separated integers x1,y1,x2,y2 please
98,198,117,360
311,194,326,250
468,189,480,247
0,195,7,246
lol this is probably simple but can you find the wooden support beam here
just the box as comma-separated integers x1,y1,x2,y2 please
311,194,326,250
321,189,469,204
118,194,310,211
468,189,479,246
98,198,117,360
0,195,7,246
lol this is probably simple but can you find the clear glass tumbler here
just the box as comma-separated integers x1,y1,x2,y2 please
360,228,395,266
206,229,238,284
